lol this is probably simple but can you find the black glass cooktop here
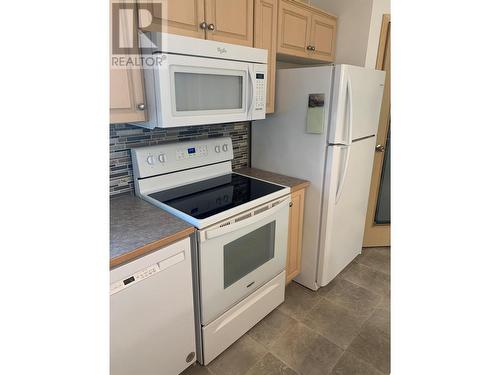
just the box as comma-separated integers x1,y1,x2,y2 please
148,173,285,220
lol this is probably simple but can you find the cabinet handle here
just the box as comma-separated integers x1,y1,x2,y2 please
137,103,145,110
200,21,208,29
208,23,215,31
306,45,313,51
289,202,293,207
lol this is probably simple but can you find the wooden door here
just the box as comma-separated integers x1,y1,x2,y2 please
286,189,305,284
309,13,336,62
110,0,146,123
138,0,206,39
254,0,278,113
363,15,391,246
205,0,254,46
277,0,311,59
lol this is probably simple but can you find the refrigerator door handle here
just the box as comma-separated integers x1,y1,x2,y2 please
335,145,351,203
346,73,353,145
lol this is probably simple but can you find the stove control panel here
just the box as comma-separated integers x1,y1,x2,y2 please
131,137,234,178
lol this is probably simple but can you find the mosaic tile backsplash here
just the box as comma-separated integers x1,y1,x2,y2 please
110,122,250,196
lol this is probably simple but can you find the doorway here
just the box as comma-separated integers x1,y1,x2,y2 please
363,14,391,247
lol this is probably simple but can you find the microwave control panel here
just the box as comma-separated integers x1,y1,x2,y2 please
255,72,266,111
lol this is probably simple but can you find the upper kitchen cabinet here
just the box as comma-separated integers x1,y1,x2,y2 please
110,0,146,124
254,0,278,113
310,13,336,61
139,0,254,47
205,0,254,46
277,0,311,59
138,0,206,39
277,0,337,62
110,68,147,124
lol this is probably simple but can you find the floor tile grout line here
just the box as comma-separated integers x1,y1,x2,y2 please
319,278,384,312
340,350,387,375
265,320,308,374
356,248,391,275
354,260,391,276
338,263,390,297
299,296,374,351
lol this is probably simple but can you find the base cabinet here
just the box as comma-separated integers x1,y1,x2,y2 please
286,188,305,283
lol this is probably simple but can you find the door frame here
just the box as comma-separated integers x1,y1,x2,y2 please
363,14,390,247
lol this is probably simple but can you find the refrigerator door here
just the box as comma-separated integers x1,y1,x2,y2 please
252,65,333,290
318,137,377,286
329,65,386,144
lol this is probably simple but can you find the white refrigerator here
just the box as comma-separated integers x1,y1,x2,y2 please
252,64,385,290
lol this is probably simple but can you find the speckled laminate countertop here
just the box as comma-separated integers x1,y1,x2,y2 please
110,194,194,268
235,167,310,193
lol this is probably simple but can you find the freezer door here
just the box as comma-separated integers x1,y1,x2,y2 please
318,138,377,286
329,65,386,144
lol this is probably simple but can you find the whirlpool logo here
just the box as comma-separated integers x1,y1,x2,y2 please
217,47,228,54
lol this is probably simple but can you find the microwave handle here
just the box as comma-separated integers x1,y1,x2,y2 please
202,197,290,241
247,67,255,115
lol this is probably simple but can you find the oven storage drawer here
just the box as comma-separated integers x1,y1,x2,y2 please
202,271,285,364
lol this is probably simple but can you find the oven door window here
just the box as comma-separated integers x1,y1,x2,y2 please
174,71,244,112
223,222,276,289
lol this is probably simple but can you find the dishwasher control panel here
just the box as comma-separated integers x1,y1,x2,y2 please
110,264,160,295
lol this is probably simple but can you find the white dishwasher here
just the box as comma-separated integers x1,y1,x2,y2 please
110,237,196,375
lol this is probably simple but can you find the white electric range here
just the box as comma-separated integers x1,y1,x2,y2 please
131,137,290,364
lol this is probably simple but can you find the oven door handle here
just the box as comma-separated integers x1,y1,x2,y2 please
202,197,290,241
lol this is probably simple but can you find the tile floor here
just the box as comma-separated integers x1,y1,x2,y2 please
182,247,390,375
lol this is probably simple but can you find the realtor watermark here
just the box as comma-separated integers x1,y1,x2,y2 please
110,0,164,69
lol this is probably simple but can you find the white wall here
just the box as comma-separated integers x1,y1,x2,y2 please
311,0,373,66
311,0,390,68
364,0,391,68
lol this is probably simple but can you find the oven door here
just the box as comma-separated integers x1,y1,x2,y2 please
157,54,256,127
198,196,290,325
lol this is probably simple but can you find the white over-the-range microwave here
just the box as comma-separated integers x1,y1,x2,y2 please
135,32,268,129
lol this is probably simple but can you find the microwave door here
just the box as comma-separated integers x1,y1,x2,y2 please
158,54,252,128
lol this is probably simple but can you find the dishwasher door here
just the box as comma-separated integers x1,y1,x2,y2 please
110,237,196,375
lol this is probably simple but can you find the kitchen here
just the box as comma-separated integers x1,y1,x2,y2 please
7,1,500,375
110,0,389,374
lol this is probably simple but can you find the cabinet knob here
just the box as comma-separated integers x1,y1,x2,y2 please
306,45,312,51
376,144,385,152
289,202,293,207
137,103,145,110
311,46,316,51
208,23,215,31
200,21,207,29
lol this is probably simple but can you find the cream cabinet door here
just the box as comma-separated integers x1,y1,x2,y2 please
286,189,305,284
277,0,311,59
110,68,146,124
205,0,254,46
110,0,146,124
310,13,336,62
138,0,206,39
254,0,278,113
